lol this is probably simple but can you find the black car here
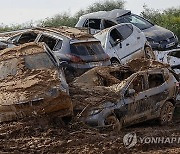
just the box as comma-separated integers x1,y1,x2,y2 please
76,9,179,51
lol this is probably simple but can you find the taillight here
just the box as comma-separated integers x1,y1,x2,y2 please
65,54,84,63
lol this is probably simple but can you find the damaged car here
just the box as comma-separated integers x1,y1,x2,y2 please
156,48,180,77
71,59,179,130
0,27,110,79
76,9,179,51
94,23,155,65
0,42,73,123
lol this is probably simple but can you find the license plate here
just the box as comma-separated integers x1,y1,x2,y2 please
166,42,175,48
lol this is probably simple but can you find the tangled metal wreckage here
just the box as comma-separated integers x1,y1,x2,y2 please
71,59,179,129
0,28,179,130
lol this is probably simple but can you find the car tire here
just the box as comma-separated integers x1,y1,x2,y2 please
105,115,122,132
159,101,175,125
144,46,156,60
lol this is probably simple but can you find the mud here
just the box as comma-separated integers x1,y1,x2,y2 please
0,42,72,122
0,54,179,153
0,108,179,154
35,27,93,40
70,66,133,110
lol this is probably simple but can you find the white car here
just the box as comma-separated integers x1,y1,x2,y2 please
155,49,180,76
94,23,155,65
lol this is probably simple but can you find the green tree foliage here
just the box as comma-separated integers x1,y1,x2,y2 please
40,0,125,27
141,6,180,42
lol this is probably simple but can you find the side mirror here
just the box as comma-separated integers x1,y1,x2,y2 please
113,39,122,48
127,89,136,96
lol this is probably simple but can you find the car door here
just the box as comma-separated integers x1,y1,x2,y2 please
109,24,137,64
123,73,149,124
145,70,170,119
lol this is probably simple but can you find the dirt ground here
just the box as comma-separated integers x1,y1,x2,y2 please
0,58,179,153
0,107,179,154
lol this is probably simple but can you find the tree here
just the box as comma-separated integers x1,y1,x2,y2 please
40,0,125,27
141,6,180,42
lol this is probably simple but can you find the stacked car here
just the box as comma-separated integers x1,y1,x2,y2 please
0,9,179,130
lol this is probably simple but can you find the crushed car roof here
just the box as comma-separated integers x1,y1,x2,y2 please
79,9,131,20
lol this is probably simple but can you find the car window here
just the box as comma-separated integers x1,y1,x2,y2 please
117,14,153,30
25,52,55,69
18,32,38,44
0,58,18,80
148,73,165,89
116,24,133,40
109,28,123,46
84,19,101,30
8,34,21,43
39,35,61,51
168,51,180,58
128,75,145,94
70,42,105,56
103,20,116,29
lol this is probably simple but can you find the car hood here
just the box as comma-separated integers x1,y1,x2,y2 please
143,25,174,42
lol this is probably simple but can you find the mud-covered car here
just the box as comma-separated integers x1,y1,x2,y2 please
76,9,179,51
0,27,110,78
71,59,179,130
0,42,73,123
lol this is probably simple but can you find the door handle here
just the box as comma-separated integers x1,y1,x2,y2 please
126,43,129,46
137,37,140,39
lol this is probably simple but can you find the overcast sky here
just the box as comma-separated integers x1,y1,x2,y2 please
0,0,179,25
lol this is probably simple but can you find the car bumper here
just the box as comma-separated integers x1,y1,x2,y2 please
69,60,111,69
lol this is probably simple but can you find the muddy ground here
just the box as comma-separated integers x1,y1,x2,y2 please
0,106,179,154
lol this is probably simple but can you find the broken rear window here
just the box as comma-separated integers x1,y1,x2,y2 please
70,42,105,56
25,53,55,69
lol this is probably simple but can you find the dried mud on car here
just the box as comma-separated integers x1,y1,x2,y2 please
0,42,72,122
0,58,179,153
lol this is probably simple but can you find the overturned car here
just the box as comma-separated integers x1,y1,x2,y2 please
0,42,73,123
71,59,179,130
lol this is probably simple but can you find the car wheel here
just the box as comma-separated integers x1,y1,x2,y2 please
111,59,120,66
105,115,122,131
144,46,156,60
159,101,175,125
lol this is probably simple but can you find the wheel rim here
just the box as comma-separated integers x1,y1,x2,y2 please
105,116,121,131
161,103,174,124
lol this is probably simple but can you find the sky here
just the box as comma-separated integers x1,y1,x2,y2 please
0,0,179,25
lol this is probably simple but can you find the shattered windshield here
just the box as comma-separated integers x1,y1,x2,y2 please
25,52,55,69
117,14,153,30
